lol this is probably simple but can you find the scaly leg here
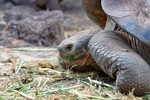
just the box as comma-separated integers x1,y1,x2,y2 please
88,30,150,96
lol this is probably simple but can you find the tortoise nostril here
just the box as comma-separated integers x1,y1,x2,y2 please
65,44,73,52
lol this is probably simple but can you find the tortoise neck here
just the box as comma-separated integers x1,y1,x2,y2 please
104,17,116,30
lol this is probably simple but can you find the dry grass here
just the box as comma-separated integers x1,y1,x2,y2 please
0,48,149,100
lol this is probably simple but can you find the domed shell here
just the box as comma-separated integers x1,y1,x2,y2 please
102,0,150,46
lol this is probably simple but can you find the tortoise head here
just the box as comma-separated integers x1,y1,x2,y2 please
82,0,107,29
58,29,100,72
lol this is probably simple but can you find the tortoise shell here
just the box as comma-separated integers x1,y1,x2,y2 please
102,0,150,46
82,0,150,46
82,0,107,29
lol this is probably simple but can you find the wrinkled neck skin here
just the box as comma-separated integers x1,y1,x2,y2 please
104,17,116,30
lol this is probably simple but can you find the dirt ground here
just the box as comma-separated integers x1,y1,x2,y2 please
0,1,148,100
0,48,144,100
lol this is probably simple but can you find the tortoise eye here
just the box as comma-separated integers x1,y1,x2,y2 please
65,44,73,52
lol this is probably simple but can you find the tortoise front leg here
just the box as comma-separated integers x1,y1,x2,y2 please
88,30,150,96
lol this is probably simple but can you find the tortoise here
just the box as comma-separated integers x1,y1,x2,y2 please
58,0,150,96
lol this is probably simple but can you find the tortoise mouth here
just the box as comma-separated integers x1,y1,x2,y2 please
58,47,93,70
59,50,89,66
59,51,94,72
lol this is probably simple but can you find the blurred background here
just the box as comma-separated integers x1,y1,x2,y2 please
0,0,97,48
